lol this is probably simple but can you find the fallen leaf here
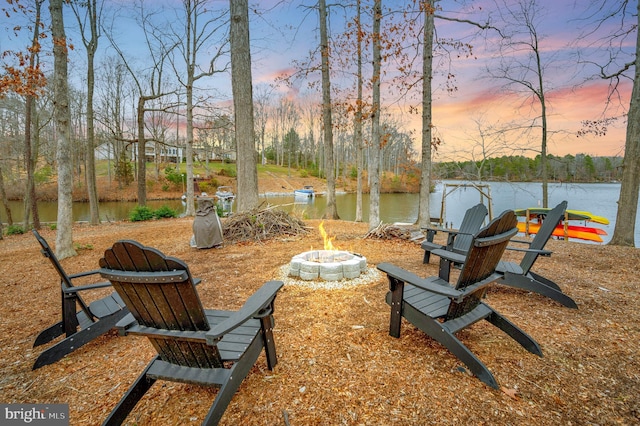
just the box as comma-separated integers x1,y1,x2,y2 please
501,387,519,400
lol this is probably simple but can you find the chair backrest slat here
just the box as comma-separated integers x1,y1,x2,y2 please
448,210,517,318
520,201,567,273
453,203,489,254
100,241,218,368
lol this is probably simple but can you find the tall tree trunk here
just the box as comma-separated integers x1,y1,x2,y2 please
609,2,640,247
319,0,339,219
183,0,195,217
368,0,382,229
230,0,259,211
185,68,196,216
136,96,147,205
354,0,364,222
51,0,76,259
23,0,44,230
84,0,100,224
536,46,549,207
23,95,34,229
417,1,434,228
0,162,13,228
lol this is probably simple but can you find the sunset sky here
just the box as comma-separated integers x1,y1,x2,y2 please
246,0,635,160
2,0,635,161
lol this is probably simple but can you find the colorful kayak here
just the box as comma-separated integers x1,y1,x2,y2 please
514,208,609,225
517,222,605,243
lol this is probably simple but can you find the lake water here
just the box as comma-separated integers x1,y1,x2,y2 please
265,181,633,244
2,181,637,244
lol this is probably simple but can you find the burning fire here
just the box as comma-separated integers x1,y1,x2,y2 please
289,221,367,280
319,221,338,251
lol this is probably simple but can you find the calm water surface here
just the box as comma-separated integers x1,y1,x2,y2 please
2,181,637,244
267,181,635,244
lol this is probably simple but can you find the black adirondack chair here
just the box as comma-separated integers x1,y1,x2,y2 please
31,229,128,370
378,210,542,389
98,240,283,426
421,203,488,263
495,201,577,308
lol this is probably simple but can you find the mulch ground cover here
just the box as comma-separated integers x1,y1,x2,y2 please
0,217,638,425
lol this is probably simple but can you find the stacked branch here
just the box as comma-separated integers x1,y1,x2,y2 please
222,205,309,243
364,223,422,241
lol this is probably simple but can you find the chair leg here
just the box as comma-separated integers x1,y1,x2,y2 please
260,315,278,370
63,292,82,337
386,278,404,338
422,230,437,264
401,303,500,389
103,359,157,426
202,336,265,426
486,308,543,356
528,271,562,291
496,273,577,309
33,321,65,347
438,258,452,282
33,310,127,370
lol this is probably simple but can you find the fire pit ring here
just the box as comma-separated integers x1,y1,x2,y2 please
289,250,367,281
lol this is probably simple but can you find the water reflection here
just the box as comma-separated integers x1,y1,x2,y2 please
1,200,187,224
2,181,637,244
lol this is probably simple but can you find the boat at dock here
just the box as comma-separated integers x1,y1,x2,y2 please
294,185,314,198
215,186,235,216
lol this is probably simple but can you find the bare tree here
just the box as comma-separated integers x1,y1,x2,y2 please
254,84,273,166
21,0,46,230
610,5,640,247
444,115,525,181
417,0,435,228
0,161,11,233
230,0,259,211
485,0,554,207
577,0,639,246
169,0,228,216
367,0,382,229
95,55,131,187
50,0,76,258
389,1,501,226
105,3,178,206
319,0,339,219
354,0,364,222
71,0,103,225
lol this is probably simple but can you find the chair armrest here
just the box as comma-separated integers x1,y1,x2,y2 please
507,238,533,247
68,268,102,279
63,281,114,293
506,246,552,257
377,263,462,298
421,226,462,238
115,313,137,336
421,240,443,251
430,249,466,265
206,280,283,344
433,228,463,238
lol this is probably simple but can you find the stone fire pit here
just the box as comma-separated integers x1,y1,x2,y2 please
289,250,367,281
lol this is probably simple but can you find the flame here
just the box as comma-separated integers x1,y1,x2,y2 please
319,221,338,251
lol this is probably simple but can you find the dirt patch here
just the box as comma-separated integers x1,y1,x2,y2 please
0,218,638,425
